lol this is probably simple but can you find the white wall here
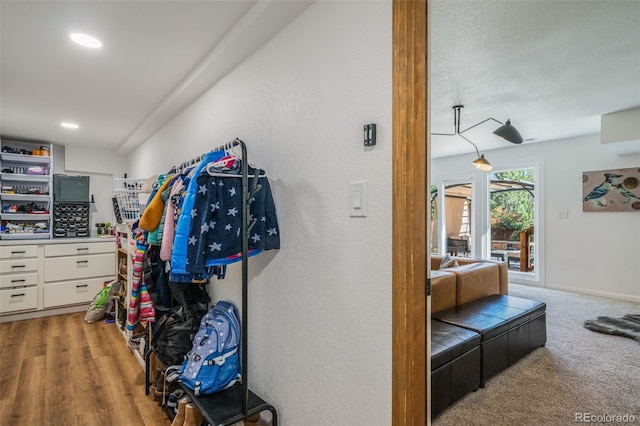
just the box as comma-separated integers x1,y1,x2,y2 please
433,134,640,302
52,144,126,234
127,2,393,425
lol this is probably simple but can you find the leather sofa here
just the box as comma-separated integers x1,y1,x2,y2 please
428,255,546,420
430,256,508,313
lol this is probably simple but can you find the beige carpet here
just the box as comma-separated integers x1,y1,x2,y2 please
433,284,640,426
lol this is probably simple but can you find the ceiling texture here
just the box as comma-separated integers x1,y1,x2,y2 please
1,1,639,157
0,0,312,154
430,0,640,158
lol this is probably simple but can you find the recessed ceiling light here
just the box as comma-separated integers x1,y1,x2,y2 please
61,122,80,129
70,33,102,49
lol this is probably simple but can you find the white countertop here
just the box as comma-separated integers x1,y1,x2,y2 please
0,236,115,246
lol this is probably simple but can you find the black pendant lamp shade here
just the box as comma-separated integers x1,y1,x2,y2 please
493,119,523,144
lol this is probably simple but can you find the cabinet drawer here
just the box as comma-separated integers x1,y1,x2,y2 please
0,258,39,274
43,278,107,308
44,253,115,282
0,272,38,289
0,286,38,314
0,245,38,258
44,241,114,257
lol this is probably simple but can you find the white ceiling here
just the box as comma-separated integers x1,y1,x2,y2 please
0,0,311,154
1,1,639,157
430,0,640,158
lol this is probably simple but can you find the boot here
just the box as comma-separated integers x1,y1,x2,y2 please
183,402,203,426
149,367,164,396
153,371,169,398
244,412,261,425
171,396,190,426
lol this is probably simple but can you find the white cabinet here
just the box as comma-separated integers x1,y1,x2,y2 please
0,245,39,258
0,238,116,318
0,286,38,313
44,253,115,282
44,241,113,257
0,272,38,289
0,244,39,314
0,257,39,274
43,277,106,308
0,139,53,239
43,242,115,309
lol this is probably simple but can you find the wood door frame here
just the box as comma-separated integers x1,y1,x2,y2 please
392,1,429,425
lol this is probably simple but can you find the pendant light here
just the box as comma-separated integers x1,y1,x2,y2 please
493,119,523,144
432,105,524,171
472,154,493,171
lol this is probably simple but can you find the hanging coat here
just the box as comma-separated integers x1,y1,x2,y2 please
185,165,280,276
126,230,155,330
171,150,226,277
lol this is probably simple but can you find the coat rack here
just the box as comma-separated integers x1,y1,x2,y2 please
150,138,278,425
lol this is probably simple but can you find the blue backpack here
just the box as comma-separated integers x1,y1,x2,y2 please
177,300,241,395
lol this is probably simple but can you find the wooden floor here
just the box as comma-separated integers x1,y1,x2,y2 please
0,312,171,426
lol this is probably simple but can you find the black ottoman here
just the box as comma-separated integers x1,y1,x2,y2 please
432,294,546,387
431,319,481,419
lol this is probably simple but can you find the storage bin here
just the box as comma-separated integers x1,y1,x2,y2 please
113,178,145,223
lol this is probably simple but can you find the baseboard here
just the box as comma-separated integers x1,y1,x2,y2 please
0,304,88,323
545,284,640,303
510,278,544,287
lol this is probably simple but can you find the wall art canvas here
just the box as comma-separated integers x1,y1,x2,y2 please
582,167,640,212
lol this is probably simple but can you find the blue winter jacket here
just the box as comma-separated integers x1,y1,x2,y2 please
185,165,280,274
170,150,226,279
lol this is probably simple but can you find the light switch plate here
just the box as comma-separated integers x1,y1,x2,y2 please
350,181,367,217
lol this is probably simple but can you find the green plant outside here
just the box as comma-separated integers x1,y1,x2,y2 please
490,169,534,241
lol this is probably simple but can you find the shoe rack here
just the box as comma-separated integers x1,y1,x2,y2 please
114,222,146,368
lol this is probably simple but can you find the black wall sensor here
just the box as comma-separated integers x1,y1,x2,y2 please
364,123,376,147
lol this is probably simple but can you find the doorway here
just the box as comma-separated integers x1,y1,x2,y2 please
431,179,475,257
488,168,535,274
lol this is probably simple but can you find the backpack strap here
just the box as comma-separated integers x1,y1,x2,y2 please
203,346,238,366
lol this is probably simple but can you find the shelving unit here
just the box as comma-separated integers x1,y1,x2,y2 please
113,222,146,368
112,177,145,357
0,139,53,240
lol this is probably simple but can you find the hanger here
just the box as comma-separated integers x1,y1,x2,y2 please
205,163,264,179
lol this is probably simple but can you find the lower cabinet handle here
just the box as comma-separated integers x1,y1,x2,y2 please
11,250,26,255
77,247,89,251
11,279,26,283
11,265,26,269
76,284,88,288
76,260,89,264
11,294,25,298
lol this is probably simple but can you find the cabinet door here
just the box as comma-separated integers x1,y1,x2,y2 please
0,245,38,258
0,258,39,274
44,241,114,257
0,272,38,289
44,253,115,282
0,286,38,313
43,278,106,308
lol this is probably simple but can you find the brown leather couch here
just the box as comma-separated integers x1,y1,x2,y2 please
430,256,508,313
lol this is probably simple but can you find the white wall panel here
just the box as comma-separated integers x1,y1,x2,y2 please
127,2,393,425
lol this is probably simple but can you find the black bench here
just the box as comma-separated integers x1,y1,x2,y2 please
432,294,546,387
431,319,481,419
